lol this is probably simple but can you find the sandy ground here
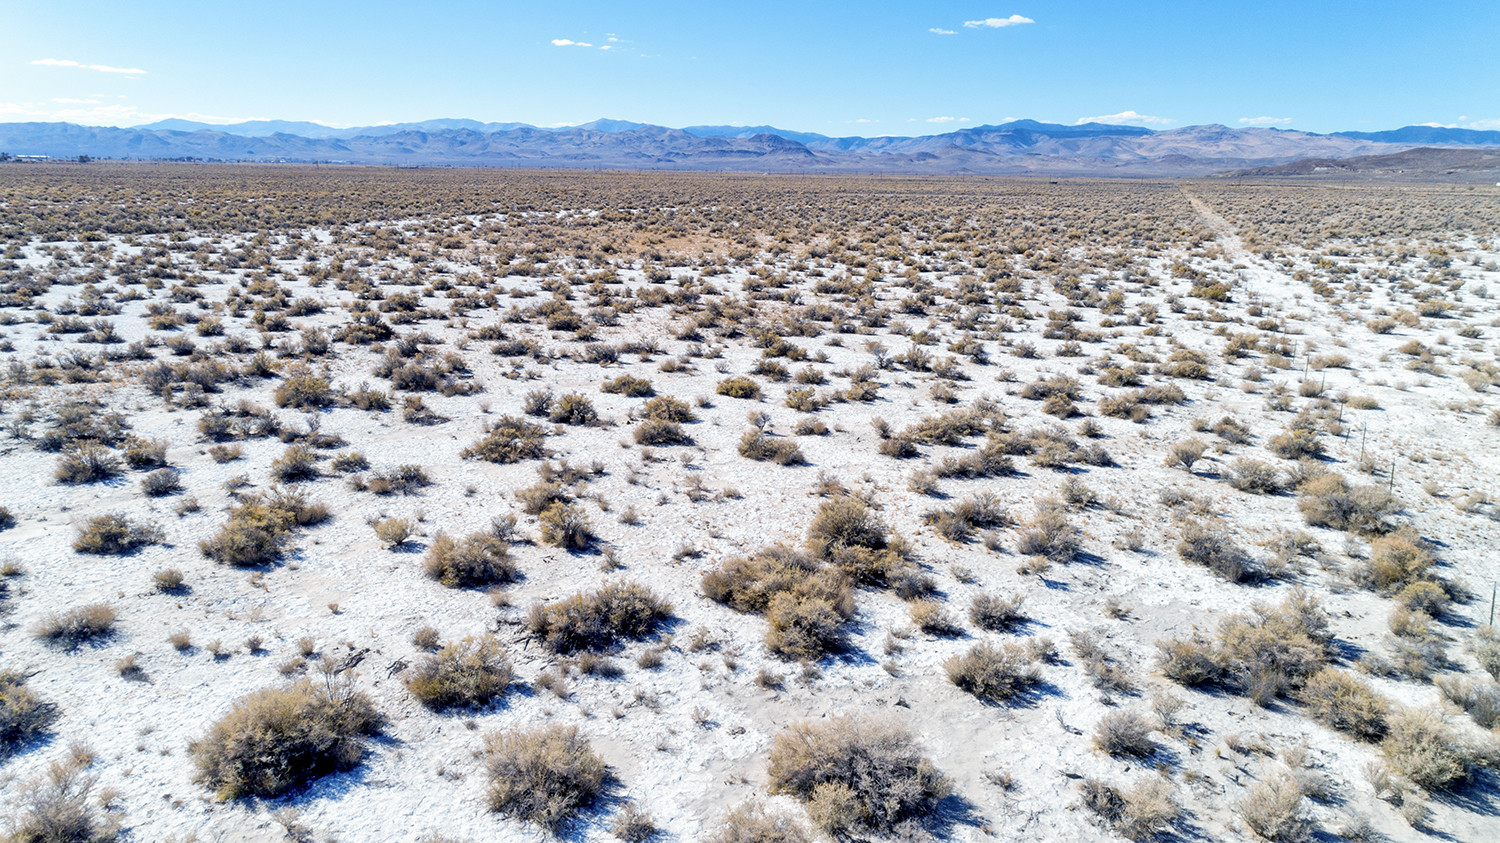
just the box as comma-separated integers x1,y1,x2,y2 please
0,184,1498,842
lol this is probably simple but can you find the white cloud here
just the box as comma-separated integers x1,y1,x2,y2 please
32,58,146,75
926,116,971,124
599,45,612,50
1238,116,1293,126
0,98,265,127
1075,110,1173,126
853,118,874,123
964,15,1034,28
929,28,956,35
50,97,101,105
551,39,593,47
1465,118,1500,130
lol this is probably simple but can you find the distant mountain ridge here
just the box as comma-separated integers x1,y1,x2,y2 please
4,118,1499,177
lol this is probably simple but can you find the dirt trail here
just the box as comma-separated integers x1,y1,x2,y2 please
1180,186,1303,309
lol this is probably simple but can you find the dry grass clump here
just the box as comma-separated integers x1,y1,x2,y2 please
1176,519,1263,583
909,599,964,636
2,757,117,843
483,724,606,830
1157,589,1332,705
35,604,116,648
1237,771,1312,843
72,514,164,555
1164,438,1208,472
0,671,58,756
766,715,952,838
1380,707,1495,791
1079,776,1181,841
705,800,812,843
199,489,328,567
189,679,382,800
1296,473,1398,534
366,464,433,495
703,545,855,660
525,580,671,653
406,634,513,711
423,533,517,587
1092,711,1156,758
461,416,549,463
1299,668,1390,741
945,641,1041,702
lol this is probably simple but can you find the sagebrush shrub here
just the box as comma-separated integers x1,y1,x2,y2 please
969,592,1026,631
1297,473,1397,534
548,393,598,426
703,545,854,660
538,502,594,549
525,581,671,653
1093,711,1156,758
641,395,696,422
635,418,692,445
199,490,327,567
73,514,163,555
55,442,122,484
1356,529,1434,593
1238,772,1311,843
406,635,513,710
767,716,951,837
716,376,762,400
1177,520,1262,583
1300,668,1389,741
3,758,116,843
484,724,606,829
738,430,805,465
190,679,382,800
1227,457,1285,494
423,533,517,587
140,467,183,497
945,641,1041,702
0,671,58,755
706,800,812,843
461,416,549,463
1381,707,1489,791
273,369,336,409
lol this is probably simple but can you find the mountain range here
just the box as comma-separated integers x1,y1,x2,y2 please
3,117,1499,177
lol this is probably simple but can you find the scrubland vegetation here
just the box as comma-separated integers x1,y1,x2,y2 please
0,163,1497,840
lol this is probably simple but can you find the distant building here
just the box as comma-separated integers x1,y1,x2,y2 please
13,154,50,162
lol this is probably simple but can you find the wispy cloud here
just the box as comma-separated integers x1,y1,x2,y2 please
32,58,146,75
964,15,1034,29
926,116,971,124
1076,110,1173,127
1421,116,1500,131
551,39,593,47
1238,116,1293,126
0,99,261,127
929,28,956,35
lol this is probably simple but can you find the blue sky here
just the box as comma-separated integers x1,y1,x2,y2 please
3,1,1495,135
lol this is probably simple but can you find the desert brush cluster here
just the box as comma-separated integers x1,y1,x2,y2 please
0,164,1497,841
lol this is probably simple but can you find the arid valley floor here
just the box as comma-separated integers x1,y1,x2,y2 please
0,166,1498,842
